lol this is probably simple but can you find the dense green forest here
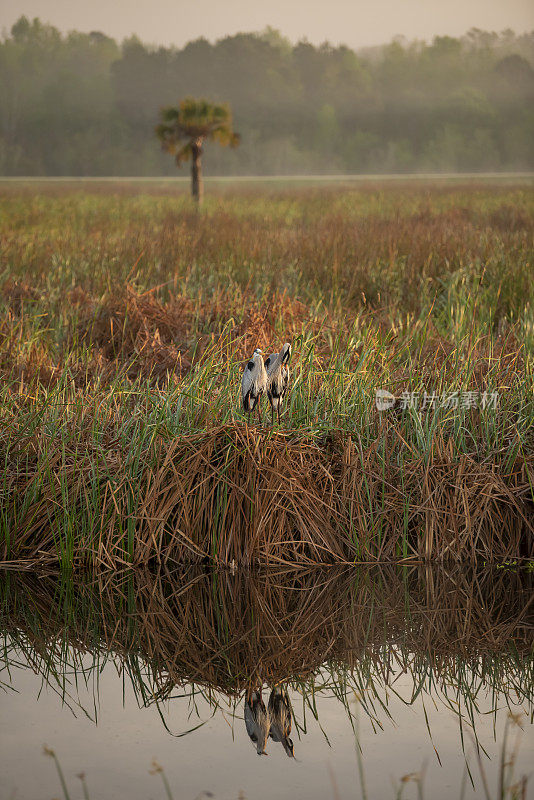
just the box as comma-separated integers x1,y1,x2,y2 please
1,16,533,175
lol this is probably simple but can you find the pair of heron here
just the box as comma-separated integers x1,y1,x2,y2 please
245,685,294,757
241,343,291,424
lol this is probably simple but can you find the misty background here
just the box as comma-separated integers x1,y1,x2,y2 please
1,16,533,176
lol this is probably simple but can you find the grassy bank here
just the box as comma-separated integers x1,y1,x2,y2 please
1,183,533,566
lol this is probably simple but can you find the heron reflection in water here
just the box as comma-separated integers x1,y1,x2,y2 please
244,688,270,755
244,685,294,757
268,685,294,758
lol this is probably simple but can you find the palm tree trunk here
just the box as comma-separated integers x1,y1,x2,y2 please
191,140,203,205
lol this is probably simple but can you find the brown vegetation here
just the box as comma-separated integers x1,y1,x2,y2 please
3,422,532,567
2,566,532,696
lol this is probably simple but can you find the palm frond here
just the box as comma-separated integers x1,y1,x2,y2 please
175,142,193,165
155,97,240,155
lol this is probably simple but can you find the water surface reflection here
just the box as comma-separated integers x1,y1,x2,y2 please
1,566,532,798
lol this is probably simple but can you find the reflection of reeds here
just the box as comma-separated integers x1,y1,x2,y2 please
2,566,532,712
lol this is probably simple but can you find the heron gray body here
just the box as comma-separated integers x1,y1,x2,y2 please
265,342,291,423
241,349,268,420
268,686,294,757
245,689,270,755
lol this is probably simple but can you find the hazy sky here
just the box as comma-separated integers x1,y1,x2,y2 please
1,0,533,48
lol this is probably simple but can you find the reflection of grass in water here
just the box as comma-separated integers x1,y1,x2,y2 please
1,566,532,750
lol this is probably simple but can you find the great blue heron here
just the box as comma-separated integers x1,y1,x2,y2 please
265,343,291,424
268,685,294,758
244,689,270,755
241,348,268,423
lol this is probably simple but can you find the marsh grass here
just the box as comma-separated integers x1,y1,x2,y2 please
0,184,533,566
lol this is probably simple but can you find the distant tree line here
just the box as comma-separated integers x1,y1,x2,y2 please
1,16,533,175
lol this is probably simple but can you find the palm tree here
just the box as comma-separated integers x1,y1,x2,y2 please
155,97,240,204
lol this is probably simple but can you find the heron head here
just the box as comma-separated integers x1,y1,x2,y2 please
283,737,294,758
281,342,291,365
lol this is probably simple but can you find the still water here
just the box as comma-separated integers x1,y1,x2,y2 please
1,567,533,799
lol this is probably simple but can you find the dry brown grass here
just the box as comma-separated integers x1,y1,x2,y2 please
0,284,317,389
0,280,527,394
3,422,532,567
73,286,310,374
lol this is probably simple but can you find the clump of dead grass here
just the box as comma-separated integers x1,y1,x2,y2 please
1,278,41,314
2,420,532,567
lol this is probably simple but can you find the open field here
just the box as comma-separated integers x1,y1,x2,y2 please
0,182,533,567
2,173,534,184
